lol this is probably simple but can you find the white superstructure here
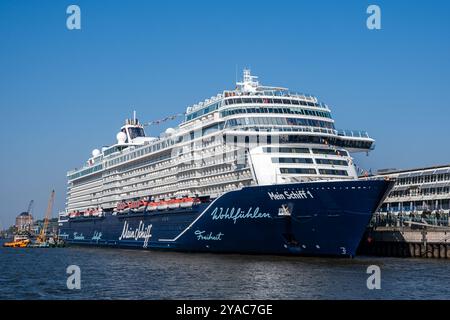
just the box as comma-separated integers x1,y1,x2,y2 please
65,70,375,215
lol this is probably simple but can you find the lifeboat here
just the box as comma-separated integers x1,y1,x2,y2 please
134,200,148,213
117,202,129,214
148,202,158,212
180,197,194,208
168,199,181,210
127,201,140,213
180,197,201,208
91,209,100,217
157,200,168,210
122,204,131,214
69,211,82,218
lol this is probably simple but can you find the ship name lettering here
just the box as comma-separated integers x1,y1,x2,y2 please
267,192,286,200
119,221,153,248
268,190,314,200
284,190,314,199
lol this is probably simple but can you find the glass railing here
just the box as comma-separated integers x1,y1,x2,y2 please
337,130,370,139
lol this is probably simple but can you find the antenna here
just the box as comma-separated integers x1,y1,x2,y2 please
133,110,137,123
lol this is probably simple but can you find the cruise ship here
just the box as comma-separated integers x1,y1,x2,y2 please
58,70,394,257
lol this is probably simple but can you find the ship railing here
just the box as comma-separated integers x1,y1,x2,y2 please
225,124,337,136
337,130,371,139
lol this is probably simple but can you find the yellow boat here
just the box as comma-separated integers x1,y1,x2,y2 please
3,235,31,248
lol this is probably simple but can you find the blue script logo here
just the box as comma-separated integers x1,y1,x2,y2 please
194,230,224,241
210,207,271,224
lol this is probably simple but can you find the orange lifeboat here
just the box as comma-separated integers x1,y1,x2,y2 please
168,198,181,210
180,197,194,208
148,201,158,212
180,197,201,208
135,200,148,213
91,208,102,217
157,200,168,210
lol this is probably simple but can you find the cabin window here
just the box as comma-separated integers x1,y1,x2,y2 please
318,169,349,176
272,157,314,164
280,168,317,174
316,159,348,166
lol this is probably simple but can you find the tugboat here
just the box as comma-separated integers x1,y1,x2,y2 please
3,234,31,248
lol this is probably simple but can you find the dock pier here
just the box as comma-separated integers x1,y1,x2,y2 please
358,215,450,258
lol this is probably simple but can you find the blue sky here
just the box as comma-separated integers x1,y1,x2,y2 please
0,0,449,226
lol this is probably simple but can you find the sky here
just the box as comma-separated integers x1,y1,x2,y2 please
0,0,449,226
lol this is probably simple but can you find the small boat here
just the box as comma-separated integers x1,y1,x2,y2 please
116,202,129,214
148,202,158,212
28,242,50,248
122,207,131,214
3,235,31,248
120,203,131,214
91,209,101,217
134,200,148,213
180,197,194,208
168,199,181,210
180,197,201,208
157,200,168,210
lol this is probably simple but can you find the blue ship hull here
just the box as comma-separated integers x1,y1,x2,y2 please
59,179,394,257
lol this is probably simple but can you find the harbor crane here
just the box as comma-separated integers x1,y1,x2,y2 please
36,190,55,244
26,200,34,215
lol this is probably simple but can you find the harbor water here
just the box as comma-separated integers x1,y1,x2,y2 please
1,241,449,300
